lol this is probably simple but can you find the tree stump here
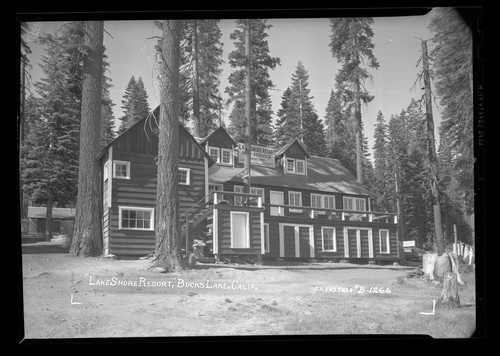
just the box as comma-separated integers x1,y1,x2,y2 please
434,253,452,281
422,253,437,280
437,271,460,308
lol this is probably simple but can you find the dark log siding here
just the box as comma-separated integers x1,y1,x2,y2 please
107,127,207,256
264,215,399,261
215,205,263,255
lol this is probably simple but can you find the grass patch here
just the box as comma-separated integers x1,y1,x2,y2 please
282,304,476,338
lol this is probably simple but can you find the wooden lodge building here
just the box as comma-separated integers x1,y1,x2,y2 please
99,110,400,263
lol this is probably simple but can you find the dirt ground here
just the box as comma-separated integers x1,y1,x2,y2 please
20,239,477,340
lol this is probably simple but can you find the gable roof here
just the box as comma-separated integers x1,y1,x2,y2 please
275,139,310,158
210,155,369,196
99,106,214,165
198,126,237,147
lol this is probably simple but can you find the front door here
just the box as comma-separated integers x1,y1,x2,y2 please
279,224,314,258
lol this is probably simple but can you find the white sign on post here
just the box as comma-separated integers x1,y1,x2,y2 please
237,143,276,168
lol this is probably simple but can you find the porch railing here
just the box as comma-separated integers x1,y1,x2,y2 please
263,203,398,224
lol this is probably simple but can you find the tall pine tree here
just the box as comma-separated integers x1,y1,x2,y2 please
118,76,151,133
329,17,379,184
180,20,224,137
273,61,326,155
225,19,280,146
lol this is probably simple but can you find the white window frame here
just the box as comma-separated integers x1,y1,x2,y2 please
321,226,337,252
264,223,270,253
234,185,244,206
208,146,220,163
178,168,191,185
285,157,306,176
288,191,302,213
118,206,154,231
270,190,284,216
343,197,366,211
113,160,130,180
285,158,295,173
311,194,336,214
295,159,306,175
221,148,233,165
250,187,265,203
379,229,390,254
230,211,250,249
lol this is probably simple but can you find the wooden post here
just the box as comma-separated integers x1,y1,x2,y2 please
453,224,458,254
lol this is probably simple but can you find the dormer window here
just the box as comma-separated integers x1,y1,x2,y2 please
209,147,220,163
285,158,306,176
208,146,233,166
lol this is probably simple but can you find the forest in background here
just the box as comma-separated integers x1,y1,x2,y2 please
19,8,475,249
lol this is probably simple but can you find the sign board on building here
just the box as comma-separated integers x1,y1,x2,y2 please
237,143,276,168
402,240,416,248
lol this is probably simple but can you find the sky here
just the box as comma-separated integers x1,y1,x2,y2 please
24,9,442,155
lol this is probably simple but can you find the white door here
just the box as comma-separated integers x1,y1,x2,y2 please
270,191,284,216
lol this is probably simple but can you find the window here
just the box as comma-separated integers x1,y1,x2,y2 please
208,147,220,163
221,148,233,165
119,207,154,231
343,197,366,211
113,160,130,179
288,191,302,213
234,185,244,206
264,223,270,253
178,168,190,185
379,229,390,253
285,158,307,175
311,194,336,210
322,227,336,252
230,212,250,248
209,183,223,192
251,187,265,204
296,160,305,174
270,191,284,216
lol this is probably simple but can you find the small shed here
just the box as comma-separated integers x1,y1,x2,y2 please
22,207,76,237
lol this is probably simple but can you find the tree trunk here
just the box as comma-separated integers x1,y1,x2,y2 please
192,20,201,138
45,196,53,241
434,253,452,281
421,39,445,255
70,21,104,257
354,82,363,185
437,272,460,308
149,20,184,272
243,19,252,197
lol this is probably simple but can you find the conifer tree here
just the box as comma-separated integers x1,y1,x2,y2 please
324,86,356,176
180,20,224,137
118,76,151,133
372,110,390,212
225,19,280,146
329,17,379,184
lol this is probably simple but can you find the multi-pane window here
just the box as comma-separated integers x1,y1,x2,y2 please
379,229,390,253
251,187,265,204
119,207,154,230
322,227,336,251
234,185,244,205
113,160,130,179
221,148,232,165
288,191,302,213
208,147,220,163
178,168,190,185
285,158,306,176
311,194,336,210
343,197,366,211
296,160,305,174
